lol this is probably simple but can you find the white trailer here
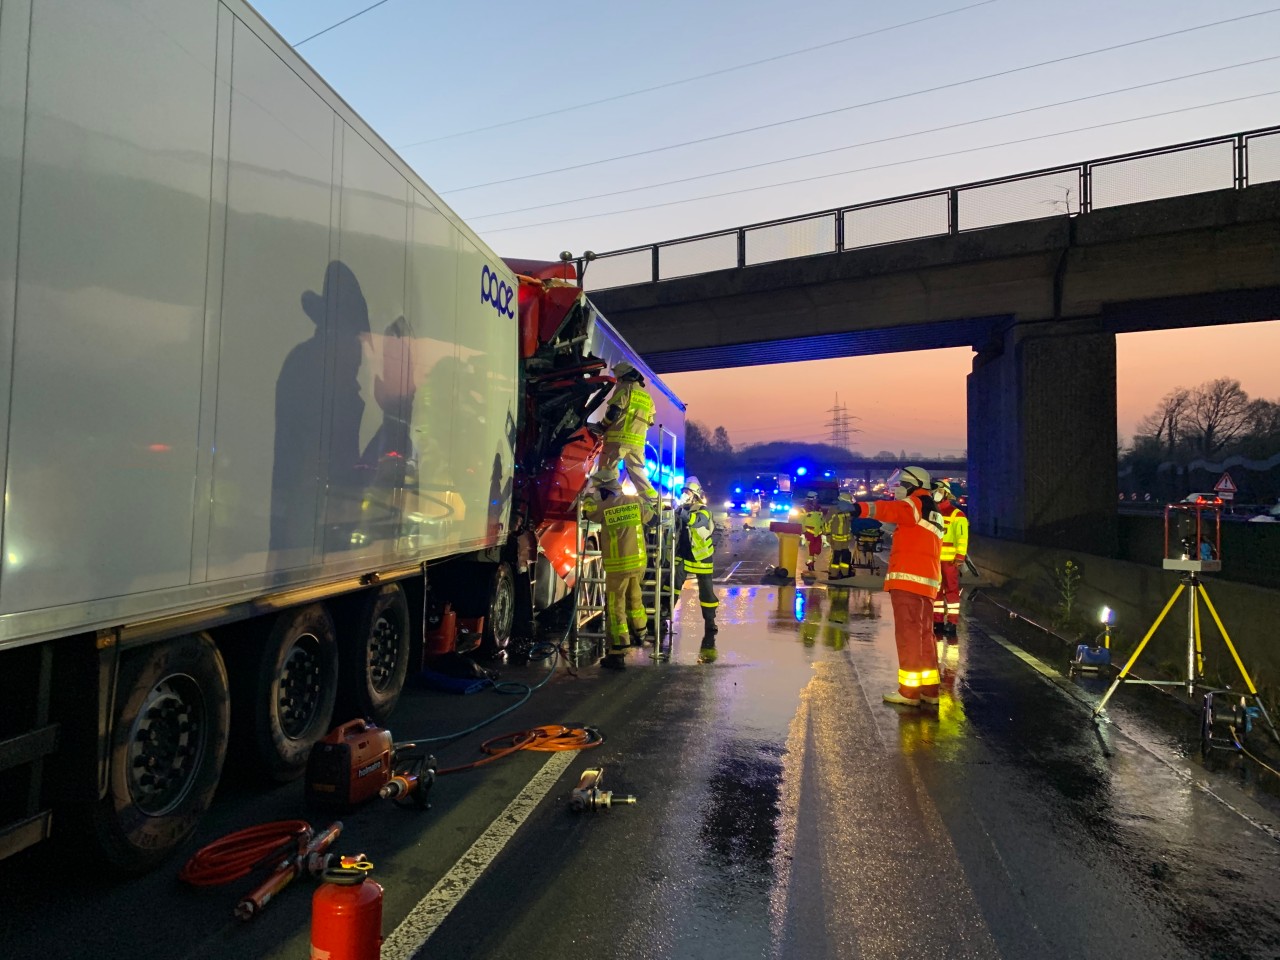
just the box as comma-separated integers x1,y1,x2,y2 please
0,0,533,869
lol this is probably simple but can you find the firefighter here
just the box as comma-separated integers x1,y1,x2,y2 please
847,466,945,707
800,494,825,574
590,361,657,507
823,492,854,579
676,477,720,661
932,479,968,638
582,485,655,671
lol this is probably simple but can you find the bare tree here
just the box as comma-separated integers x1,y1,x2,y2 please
1183,378,1251,459
1137,387,1191,460
1247,397,1280,438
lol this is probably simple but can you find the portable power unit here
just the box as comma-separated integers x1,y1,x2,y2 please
305,719,394,808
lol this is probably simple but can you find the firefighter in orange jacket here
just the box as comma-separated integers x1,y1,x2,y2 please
848,465,945,706
931,480,968,638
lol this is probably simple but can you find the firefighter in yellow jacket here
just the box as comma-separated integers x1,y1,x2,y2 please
590,361,657,507
931,480,969,638
823,493,854,580
676,477,720,661
582,487,655,671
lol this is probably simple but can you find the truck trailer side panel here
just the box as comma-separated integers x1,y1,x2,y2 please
0,0,517,650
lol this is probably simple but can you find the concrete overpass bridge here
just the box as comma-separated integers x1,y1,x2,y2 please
585,126,1280,557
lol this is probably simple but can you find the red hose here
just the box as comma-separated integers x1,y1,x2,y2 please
178,820,312,887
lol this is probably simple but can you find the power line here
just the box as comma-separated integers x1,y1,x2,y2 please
481,89,1280,233
444,8,1280,194
294,0,399,46
466,55,1279,221
401,1,999,147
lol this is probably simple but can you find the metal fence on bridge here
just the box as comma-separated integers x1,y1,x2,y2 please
582,124,1280,292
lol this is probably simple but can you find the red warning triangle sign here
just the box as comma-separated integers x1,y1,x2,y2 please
1214,472,1237,494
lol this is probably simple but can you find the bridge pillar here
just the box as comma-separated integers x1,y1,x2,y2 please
967,320,1117,556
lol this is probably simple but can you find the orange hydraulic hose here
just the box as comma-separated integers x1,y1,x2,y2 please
435,724,602,775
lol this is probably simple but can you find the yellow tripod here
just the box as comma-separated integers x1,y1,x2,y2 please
1092,570,1278,744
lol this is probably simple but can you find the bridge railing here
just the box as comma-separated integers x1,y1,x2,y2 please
582,124,1280,293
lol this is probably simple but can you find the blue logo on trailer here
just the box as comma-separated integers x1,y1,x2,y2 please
481,265,515,318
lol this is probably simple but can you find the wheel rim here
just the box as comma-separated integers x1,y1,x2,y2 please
126,675,207,817
491,572,514,645
278,633,324,739
368,614,401,693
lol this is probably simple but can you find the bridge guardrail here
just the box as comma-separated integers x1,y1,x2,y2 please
583,124,1280,292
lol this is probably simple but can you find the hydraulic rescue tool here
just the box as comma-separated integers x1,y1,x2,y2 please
179,819,350,921
306,720,394,808
569,767,636,811
378,743,437,809
305,719,438,810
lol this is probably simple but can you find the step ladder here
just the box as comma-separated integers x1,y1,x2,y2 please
569,503,608,666
642,514,678,660
643,426,680,661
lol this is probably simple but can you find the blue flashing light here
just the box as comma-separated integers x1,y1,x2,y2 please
645,458,658,475
795,467,808,476
823,470,833,478
794,590,806,622
735,487,742,493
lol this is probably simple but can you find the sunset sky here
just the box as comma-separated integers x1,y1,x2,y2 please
665,320,1280,455
256,0,1280,452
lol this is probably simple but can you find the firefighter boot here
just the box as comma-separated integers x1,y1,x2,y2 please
933,621,945,636
600,650,627,671
944,622,958,638
699,612,718,662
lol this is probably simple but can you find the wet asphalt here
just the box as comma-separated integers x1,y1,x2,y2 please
4,525,1280,959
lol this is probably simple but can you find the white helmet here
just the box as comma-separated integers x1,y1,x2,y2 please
931,479,953,501
682,476,705,502
889,465,931,500
613,361,639,380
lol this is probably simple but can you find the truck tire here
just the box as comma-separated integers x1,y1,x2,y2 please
339,584,410,726
479,562,515,657
248,605,339,782
91,633,230,874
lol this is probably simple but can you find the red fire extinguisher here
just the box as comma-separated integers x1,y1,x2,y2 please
310,861,383,960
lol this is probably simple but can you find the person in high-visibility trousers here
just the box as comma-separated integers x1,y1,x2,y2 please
931,480,969,639
675,477,720,661
847,466,945,707
582,487,655,671
800,494,825,574
590,361,657,507
823,492,854,579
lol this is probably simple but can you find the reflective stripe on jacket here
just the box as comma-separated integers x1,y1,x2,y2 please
677,503,715,567
584,493,653,573
603,381,655,447
940,505,969,562
801,509,825,537
857,492,944,598
823,510,852,544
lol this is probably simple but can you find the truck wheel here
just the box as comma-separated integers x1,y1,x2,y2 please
91,633,230,874
249,605,338,781
339,585,410,726
479,562,515,657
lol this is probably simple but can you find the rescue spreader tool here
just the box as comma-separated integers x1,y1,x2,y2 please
569,767,636,811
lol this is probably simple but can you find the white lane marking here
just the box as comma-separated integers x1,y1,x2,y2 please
983,628,1280,845
380,749,579,959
